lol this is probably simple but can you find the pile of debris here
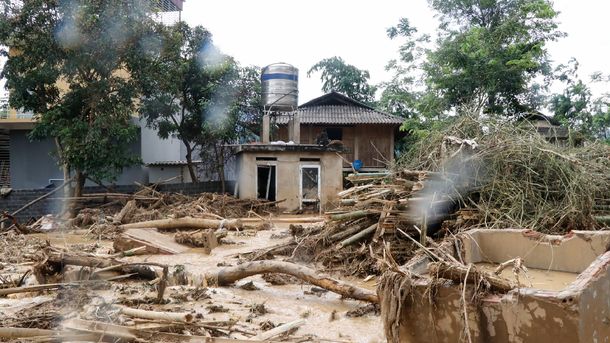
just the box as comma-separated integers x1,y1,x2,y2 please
289,117,610,278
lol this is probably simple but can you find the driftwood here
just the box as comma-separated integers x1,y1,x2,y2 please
64,318,272,343
0,327,99,341
256,319,305,340
0,275,133,296
113,199,137,224
428,261,516,293
118,305,194,323
120,217,241,230
44,250,159,280
214,260,378,303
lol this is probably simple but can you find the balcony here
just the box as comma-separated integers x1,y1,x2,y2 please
0,107,36,130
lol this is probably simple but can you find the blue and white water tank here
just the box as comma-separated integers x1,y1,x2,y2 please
261,63,298,112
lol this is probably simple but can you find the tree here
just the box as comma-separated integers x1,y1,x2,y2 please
132,22,237,183
0,0,152,198
307,56,377,104
197,65,263,192
549,59,610,142
424,0,563,116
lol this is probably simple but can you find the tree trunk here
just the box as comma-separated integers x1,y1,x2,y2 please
217,144,226,193
214,260,379,303
184,143,199,183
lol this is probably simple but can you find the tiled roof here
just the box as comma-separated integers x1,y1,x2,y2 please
147,160,203,166
276,105,405,125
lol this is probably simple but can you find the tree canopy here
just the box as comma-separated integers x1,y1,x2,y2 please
0,0,154,194
307,56,377,104
424,0,563,116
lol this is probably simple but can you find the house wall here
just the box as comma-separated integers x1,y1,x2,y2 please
140,123,183,164
9,130,63,189
237,150,342,211
9,129,147,189
278,124,396,169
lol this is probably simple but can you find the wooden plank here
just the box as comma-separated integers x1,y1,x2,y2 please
114,228,189,255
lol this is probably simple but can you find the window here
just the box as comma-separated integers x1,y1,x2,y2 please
326,127,343,140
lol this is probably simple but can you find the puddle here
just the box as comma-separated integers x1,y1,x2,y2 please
475,262,578,291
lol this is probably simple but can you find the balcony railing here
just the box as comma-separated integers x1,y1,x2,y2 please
0,108,35,122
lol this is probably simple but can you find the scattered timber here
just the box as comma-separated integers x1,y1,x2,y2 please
214,260,379,303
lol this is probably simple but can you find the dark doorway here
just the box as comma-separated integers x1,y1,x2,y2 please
257,165,276,201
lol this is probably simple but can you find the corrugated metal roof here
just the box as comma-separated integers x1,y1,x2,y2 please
276,105,404,125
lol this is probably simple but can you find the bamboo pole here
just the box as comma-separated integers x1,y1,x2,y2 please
336,224,378,249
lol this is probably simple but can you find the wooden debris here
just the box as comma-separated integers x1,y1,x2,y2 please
174,229,218,253
213,260,379,303
118,305,194,323
120,217,242,230
428,261,516,293
114,228,190,255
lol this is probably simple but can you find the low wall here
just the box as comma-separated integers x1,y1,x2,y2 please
0,181,235,223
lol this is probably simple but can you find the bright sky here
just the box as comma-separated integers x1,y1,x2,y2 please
1,0,608,104
182,0,610,105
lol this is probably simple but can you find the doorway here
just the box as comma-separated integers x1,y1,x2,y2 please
300,165,320,209
257,165,276,201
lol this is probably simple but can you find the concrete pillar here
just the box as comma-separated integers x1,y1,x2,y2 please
292,113,300,144
262,115,270,143
287,117,294,142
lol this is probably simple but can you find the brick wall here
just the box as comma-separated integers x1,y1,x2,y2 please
0,181,236,223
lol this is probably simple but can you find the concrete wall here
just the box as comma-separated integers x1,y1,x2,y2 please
381,229,610,343
237,150,342,211
9,129,147,189
140,122,182,164
9,130,63,189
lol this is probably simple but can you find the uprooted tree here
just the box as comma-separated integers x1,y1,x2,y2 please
0,0,154,203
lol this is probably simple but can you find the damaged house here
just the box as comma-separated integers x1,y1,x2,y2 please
235,64,404,211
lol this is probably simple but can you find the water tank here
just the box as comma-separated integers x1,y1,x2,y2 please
261,63,298,112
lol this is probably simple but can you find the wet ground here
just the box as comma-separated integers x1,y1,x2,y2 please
1,217,384,342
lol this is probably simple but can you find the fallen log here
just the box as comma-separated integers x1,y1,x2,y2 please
0,276,134,296
64,318,271,343
0,327,98,341
213,260,378,303
113,199,137,224
44,250,158,280
256,319,305,340
428,261,516,293
120,217,242,230
118,305,194,323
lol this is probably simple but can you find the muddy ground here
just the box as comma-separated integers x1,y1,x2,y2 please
0,217,384,342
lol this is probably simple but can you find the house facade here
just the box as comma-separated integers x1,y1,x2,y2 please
276,92,404,171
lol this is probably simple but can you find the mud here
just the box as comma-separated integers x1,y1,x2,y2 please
474,262,578,291
0,217,384,342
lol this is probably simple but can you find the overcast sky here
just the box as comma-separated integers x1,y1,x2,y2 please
2,0,608,104
182,0,610,105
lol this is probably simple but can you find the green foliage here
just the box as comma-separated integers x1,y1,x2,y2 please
424,0,562,116
132,21,262,181
549,59,610,142
0,0,150,183
307,56,377,104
